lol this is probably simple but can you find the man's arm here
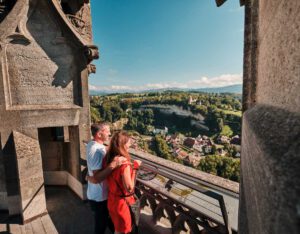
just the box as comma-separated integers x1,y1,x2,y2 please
89,156,127,183
91,160,118,183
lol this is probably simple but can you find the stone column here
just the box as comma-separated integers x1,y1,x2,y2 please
2,131,22,216
67,126,87,199
3,129,46,223
0,134,8,211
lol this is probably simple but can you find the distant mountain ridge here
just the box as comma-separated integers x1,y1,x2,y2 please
89,84,242,95
192,84,242,93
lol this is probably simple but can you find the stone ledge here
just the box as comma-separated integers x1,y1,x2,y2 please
130,148,239,194
6,104,81,111
44,171,86,200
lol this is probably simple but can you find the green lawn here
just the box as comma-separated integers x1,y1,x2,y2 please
220,125,233,137
218,109,242,117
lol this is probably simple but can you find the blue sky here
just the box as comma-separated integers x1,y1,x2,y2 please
89,0,244,92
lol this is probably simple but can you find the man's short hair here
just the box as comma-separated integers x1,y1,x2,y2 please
91,122,109,137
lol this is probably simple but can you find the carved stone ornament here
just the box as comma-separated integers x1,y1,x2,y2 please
87,64,96,74
215,0,245,7
50,0,99,65
0,0,82,109
84,45,99,64
56,0,93,43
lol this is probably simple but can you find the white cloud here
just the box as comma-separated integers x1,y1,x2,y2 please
88,85,98,91
188,74,242,88
89,73,242,92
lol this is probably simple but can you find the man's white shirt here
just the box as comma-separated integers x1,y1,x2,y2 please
86,141,108,202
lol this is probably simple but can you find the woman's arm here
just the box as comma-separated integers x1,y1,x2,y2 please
122,160,141,192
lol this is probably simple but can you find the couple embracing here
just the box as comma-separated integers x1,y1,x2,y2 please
86,122,141,234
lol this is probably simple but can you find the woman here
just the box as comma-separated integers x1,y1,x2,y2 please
105,131,141,234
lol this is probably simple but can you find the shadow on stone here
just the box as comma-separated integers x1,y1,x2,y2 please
45,186,94,234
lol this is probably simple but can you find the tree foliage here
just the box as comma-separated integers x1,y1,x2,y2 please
90,106,101,123
153,135,172,160
198,155,240,182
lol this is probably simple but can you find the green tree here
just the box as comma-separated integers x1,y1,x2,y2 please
153,135,172,160
198,155,240,182
211,145,217,154
143,109,154,125
111,105,124,122
90,107,101,123
217,118,224,131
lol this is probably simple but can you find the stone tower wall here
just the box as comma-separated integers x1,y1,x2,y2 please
0,0,97,222
239,0,300,233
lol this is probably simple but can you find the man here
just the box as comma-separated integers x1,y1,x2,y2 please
87,122,125,234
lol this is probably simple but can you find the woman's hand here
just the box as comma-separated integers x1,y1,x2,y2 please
133,160,142,170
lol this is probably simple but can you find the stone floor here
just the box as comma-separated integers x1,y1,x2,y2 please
0,186,93,234
0,214,57,234
0,186,170,234
46,186,94,234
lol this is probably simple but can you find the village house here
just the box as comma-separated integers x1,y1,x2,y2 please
217,135,231,144
230,135,241,145
217,148,227,156
188,95,196,105
193,144,203,153
153,126,168,135
176,150,189,160
203,145,212,154
183,154,201,167
183,137,196,148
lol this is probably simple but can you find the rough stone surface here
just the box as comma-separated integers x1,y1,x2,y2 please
13,129,47,222
67,126,81,179
2,132,21,215
0,135,8,210
240,105,300,234
38,127,69,172
240,0,300,233
256,0,300,113
242,0,258,111
0,0,95,222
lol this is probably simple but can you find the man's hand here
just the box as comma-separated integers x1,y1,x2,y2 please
89,156,126,184
86,175,98,184
109,156,127,169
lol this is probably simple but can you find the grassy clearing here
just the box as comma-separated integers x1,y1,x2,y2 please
220,125,233,137
218,109,242,117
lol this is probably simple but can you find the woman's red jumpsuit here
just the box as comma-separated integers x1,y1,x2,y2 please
107,162,137,233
